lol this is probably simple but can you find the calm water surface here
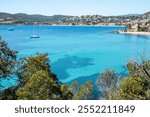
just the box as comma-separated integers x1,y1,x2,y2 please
0,25,150,89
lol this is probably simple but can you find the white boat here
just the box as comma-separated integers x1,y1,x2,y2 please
30,25,40,38
30,35,40,38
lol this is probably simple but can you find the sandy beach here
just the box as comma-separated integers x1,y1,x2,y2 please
118,31,150,36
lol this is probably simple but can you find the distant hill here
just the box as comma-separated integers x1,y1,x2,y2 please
142,11,150,19
144,11,150,15
143,11,150,18
118,14,141,17
0,12,13,18
0,12,74,23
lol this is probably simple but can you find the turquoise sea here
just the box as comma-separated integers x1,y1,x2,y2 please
0,25,150,89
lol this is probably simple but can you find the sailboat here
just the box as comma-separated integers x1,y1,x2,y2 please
30,34,40,38
30,25,40,38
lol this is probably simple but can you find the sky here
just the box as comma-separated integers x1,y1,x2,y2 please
0,0,150,16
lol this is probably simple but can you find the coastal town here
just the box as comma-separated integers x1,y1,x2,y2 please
0,11,150,33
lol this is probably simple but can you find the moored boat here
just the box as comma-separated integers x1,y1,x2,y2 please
30,35,40,38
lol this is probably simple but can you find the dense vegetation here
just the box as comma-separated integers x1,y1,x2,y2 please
96,59,150,100
0,39,150,100
107,60,150,99
0,39,17,79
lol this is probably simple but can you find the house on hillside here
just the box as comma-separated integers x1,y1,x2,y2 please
128,24,139,32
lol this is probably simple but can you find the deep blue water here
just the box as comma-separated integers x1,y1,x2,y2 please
0,25,150,90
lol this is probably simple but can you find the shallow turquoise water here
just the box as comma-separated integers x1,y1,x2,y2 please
0,26,150,88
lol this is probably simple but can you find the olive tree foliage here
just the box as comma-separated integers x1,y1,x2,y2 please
16,53,53,85
108,77,147,100
70,81,93,100
108,59,150,100
60,81,93,100
96,69,120,98
127,59,150,80
16,53,73,100
17,70,62,100
0,39,17,79
16,53,93,100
